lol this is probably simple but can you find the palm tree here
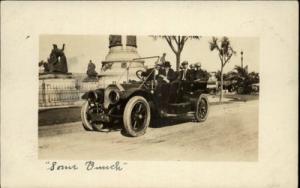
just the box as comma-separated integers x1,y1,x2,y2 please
152,36,201,70
209,37,236,102
248,72,259,83
215,70,231,82
229,65,259,94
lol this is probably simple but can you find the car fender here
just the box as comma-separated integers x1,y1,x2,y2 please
81,89,104,101
81,91,89,100
121,88,154,102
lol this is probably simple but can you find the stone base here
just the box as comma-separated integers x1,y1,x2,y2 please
39,77,78,108
39,73,73,79
82,76,99,82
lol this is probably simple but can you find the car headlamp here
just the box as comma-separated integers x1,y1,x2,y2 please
108,90,120,104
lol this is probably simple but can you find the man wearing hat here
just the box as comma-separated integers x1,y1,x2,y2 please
194,62,202,80
159,61,176,82
141,61,163,82
188,64,197,81
155,61,175,107
177,61,192,81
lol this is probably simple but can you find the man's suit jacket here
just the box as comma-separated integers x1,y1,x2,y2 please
177,69,194,81
160,68,176,82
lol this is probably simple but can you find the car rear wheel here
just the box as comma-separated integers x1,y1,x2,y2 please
194,94,209,122
81,101,104,131
123,96,150,137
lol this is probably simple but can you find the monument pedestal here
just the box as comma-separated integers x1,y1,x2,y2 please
98,35,145,88
39,73,72,79
39,73,78,108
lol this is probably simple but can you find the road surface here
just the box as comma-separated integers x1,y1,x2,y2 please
39,100,258,161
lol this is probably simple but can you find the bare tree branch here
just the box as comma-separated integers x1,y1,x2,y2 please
183,36,189,43
174,36,179,45
179,36,187,52
164,36,177,54
150,35,201,70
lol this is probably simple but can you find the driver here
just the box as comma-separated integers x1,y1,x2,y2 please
140,62,164,82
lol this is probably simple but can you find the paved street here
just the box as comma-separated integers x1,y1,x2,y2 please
39,100,258,161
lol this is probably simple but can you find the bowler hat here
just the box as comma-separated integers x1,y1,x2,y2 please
164,61,171,67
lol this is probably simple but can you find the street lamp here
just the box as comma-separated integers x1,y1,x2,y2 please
240,50,244,68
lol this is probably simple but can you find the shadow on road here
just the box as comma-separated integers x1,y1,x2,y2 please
119,117,191,137
91,116,192,137
150,117,191,128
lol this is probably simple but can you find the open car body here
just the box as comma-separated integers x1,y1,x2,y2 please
81,56,209,137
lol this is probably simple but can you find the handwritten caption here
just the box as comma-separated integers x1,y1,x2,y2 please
45,161,127,171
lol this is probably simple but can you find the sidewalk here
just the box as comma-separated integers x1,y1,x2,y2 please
207,94,232,103
39,101,84,111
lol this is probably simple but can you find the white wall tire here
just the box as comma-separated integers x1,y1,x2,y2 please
81,101,96,131
80,101,103,131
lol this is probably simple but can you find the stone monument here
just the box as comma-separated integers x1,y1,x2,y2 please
83,60,98,82
48,44,68,73
39,44,78,108
39,44,72,78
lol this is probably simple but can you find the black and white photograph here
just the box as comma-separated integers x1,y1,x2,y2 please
38,34,260,161
1,2,298,188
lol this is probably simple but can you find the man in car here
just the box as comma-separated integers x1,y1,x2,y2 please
141,62,164,83
194,62,202,81
188,63,196,81
158,61,176,83
177,61,193,81
167,61,189,103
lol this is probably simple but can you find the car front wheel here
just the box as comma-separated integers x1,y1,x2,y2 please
123,96,151,137
81,101,104,131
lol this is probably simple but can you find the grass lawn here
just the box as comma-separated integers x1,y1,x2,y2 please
39,107,81,126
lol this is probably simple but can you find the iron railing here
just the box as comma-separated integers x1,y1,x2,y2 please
39,80,102,108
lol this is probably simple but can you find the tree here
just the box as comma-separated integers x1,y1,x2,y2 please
209,36,236,102
229,65,260,94
152,36,201,70
248,71,259,83
199,69,211,81
215,70,230,81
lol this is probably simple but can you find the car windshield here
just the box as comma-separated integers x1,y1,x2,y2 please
115,56,160,84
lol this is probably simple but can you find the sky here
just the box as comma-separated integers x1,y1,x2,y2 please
40,35,259,73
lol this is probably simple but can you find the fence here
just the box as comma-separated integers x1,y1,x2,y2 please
39,79,102,108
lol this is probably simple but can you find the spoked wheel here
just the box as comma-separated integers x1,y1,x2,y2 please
194,94,209,122
81,101,105,131
123,96,150,137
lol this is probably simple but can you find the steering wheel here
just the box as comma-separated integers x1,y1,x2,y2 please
136,70,145,81
136,69,154,90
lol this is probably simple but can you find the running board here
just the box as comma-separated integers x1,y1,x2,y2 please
160,111,195,118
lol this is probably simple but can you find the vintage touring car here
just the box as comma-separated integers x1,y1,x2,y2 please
81,56,209,137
